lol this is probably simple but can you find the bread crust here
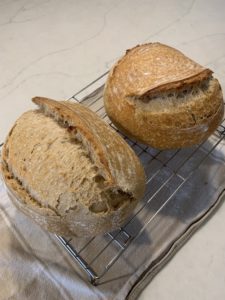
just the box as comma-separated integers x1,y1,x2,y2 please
1,98,145,237
104,43,224,149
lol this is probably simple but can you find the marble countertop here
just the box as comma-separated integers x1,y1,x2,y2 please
1,0,225,299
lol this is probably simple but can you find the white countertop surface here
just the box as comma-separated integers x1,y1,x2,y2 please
1,0,225,299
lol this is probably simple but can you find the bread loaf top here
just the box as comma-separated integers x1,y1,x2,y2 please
106,43,212,98
2,98,145,220
103,43,223,150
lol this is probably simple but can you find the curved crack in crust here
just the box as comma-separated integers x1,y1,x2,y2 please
128,77,211,104
33,98,111,182
35,103,109,184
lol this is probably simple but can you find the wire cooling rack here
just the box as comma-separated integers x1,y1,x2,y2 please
0,73,224,286
52,73,225,285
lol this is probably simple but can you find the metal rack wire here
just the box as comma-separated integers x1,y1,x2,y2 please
1,73,224,286
0,77,224,286
53,77,225,285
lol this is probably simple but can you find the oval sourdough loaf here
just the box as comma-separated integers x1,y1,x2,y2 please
104,43,224,149
1,97,145,237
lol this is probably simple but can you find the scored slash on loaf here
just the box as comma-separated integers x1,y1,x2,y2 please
1,97,145,237
104,43,224,149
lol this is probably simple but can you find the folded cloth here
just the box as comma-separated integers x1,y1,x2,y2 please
0,134,225,300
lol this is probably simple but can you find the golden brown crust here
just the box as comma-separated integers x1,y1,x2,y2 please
107,43,212,97
104,43,224,149
1,98,145,237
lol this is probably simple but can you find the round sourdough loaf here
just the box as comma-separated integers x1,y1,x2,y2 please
1,97,145,237
104,43,224,149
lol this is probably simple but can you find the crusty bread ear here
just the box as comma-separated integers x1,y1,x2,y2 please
108,43,212,97
104,43,224,149
32,97,112,183
2,98,145,237
32,97,145,199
